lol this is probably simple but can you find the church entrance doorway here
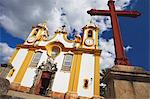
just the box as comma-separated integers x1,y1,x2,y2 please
39,71,51,95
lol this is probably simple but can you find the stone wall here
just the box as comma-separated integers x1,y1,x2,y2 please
0,77,10,95
0,64,12,78
102,65,150,99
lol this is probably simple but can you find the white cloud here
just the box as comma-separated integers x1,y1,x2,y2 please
0,43,15,64
124,45,132,51
115,0,131,10
0,0,55,38
0,0,133,68
99,38,115,70
0,0,132,39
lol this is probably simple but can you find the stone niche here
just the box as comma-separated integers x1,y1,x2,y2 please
102,65,150,99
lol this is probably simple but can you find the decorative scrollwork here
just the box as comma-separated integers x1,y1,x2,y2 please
38,56,57,73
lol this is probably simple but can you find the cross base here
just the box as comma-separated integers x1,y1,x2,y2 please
115,57,129,65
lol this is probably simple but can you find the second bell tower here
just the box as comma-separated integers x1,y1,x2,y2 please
81,23,99,49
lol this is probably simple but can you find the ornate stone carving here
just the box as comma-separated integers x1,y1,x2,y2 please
30,56,57,96
38,56,57,72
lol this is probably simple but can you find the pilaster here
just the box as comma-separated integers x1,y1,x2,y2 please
13,49,35,84
93,52,100,97
67,51,82,98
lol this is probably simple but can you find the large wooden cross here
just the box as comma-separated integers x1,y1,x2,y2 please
87,0,141,65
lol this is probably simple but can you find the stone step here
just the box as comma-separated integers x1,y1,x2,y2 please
7,90,53,99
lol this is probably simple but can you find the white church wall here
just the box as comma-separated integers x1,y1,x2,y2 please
21,68,36,87
77,53,94,97
21,50,48,87
6,49,28,83
52,52,70,93
38,41,48,46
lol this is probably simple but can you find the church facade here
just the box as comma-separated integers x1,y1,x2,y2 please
6,23,101,98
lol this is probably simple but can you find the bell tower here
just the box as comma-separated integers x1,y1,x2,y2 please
81,23,99,49
24,23,49,45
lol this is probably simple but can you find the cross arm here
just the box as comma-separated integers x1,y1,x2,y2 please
87,9,110,16
116,10,141,18
87,9,141,18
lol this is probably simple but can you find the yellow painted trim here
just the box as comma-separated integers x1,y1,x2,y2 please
13,50,34,83
68,51,82,92
46,46,52,56
46,44,62,57
49,33,58,41
8,48,19,64
68,53,78,92
95,28,99,49
36,28,44,41
46,41,65,57
94,53,100,96
72,52,82,92
63,34,75,43
51,46,62,58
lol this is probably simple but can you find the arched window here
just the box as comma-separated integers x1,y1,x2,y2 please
61,54,73,71
51,46,60,58
88,30,93,38
29,52,42,67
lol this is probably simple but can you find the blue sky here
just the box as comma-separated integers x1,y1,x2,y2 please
0,0,149,71
120,0,149,70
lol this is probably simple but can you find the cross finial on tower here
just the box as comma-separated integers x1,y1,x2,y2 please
62,25,66,31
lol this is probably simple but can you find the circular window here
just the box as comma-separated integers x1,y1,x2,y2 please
51,46,60,58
